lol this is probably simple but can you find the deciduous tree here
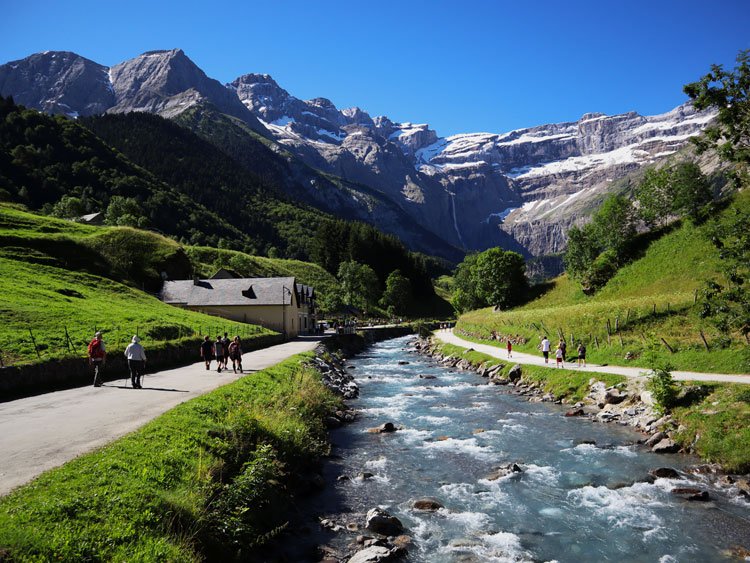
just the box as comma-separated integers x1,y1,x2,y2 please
337,260,380,311
379,270,412,315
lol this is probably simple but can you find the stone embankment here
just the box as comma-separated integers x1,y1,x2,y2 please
414,337,750,503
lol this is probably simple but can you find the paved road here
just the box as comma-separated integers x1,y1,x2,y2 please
0,337,322,496
436,329,750,384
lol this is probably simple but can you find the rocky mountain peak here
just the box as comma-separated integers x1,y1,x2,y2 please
228,73,293,120
0,50,113,117
341,107,372,125
105,49,265,131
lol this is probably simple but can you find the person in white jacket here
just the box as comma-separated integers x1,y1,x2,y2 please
124,335,147,389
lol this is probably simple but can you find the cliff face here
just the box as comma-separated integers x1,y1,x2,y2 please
0,50,715,258
233,72,714,255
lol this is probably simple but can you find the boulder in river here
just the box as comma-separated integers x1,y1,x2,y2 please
365,507,404,536
671,487,710,501
736,478,750,499
347,545,398,563
485,462,523,481
651,439,680,454
565,408,585,417
368,422,397,433
398,361,410,365
644,431,667,448
650,467,680,479
412,498,444,511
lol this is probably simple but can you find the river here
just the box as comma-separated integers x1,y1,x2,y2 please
308,336,750,562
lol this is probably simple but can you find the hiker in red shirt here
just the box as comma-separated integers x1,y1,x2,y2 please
88,331,107,387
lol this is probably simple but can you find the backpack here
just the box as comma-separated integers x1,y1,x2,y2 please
229,342,239,359
88,338,103,358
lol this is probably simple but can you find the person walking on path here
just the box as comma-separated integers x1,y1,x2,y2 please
213,336,224,373
221,332,231,371
124,336,147,389
506,339,512,358
577,342,587,368
200,336,214,371
87,331,107,387
559,339,567,362
229,336,243,373
555,344,564,368
540,336,550,364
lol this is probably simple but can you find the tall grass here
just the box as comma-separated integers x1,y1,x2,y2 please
0,353,341,561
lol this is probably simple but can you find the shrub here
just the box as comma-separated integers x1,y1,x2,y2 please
647,363,678,413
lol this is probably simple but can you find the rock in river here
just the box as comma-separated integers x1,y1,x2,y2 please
412,498,444,511
348,545,398,563
365,507,404,536
368,422,397,433
651,439,680,454
650,467,680,479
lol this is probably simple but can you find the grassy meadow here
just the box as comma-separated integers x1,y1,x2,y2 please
0,204,280,366
457,196,750,374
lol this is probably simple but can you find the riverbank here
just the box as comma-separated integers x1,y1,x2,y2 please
417,336,750,477
296,335,750,562
0,346,351,561
0,329,417,561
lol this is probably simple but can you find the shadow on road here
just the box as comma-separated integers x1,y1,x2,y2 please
102,384,189,393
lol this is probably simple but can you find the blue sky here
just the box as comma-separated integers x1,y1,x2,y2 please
2,0,749,136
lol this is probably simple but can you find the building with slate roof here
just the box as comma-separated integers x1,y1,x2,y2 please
161,277,316,338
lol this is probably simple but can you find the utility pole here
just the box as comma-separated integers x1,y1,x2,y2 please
282,285,291,340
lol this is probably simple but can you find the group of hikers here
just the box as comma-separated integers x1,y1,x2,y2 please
86,331,245,388
200,333,244,373
538,335,586,368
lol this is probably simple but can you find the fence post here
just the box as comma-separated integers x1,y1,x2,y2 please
699,330,710,352
660,337,675,354
28,328,41,359
64,326,73,353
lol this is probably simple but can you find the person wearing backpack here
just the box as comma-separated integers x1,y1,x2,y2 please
228,336,243,374
577,342,587,368
213,336,224,373
88,331,107,387
124,335,147,389
221,332,231,371
200,336,214,370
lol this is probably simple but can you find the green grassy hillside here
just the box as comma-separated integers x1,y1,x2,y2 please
0,205,282,366
457,191,750,374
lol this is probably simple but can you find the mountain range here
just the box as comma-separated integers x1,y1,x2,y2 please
0,48,714,260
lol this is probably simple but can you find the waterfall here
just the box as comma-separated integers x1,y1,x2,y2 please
449,193,467,249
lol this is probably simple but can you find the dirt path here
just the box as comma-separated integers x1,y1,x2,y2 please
436,329,750,384
0,337,322,496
